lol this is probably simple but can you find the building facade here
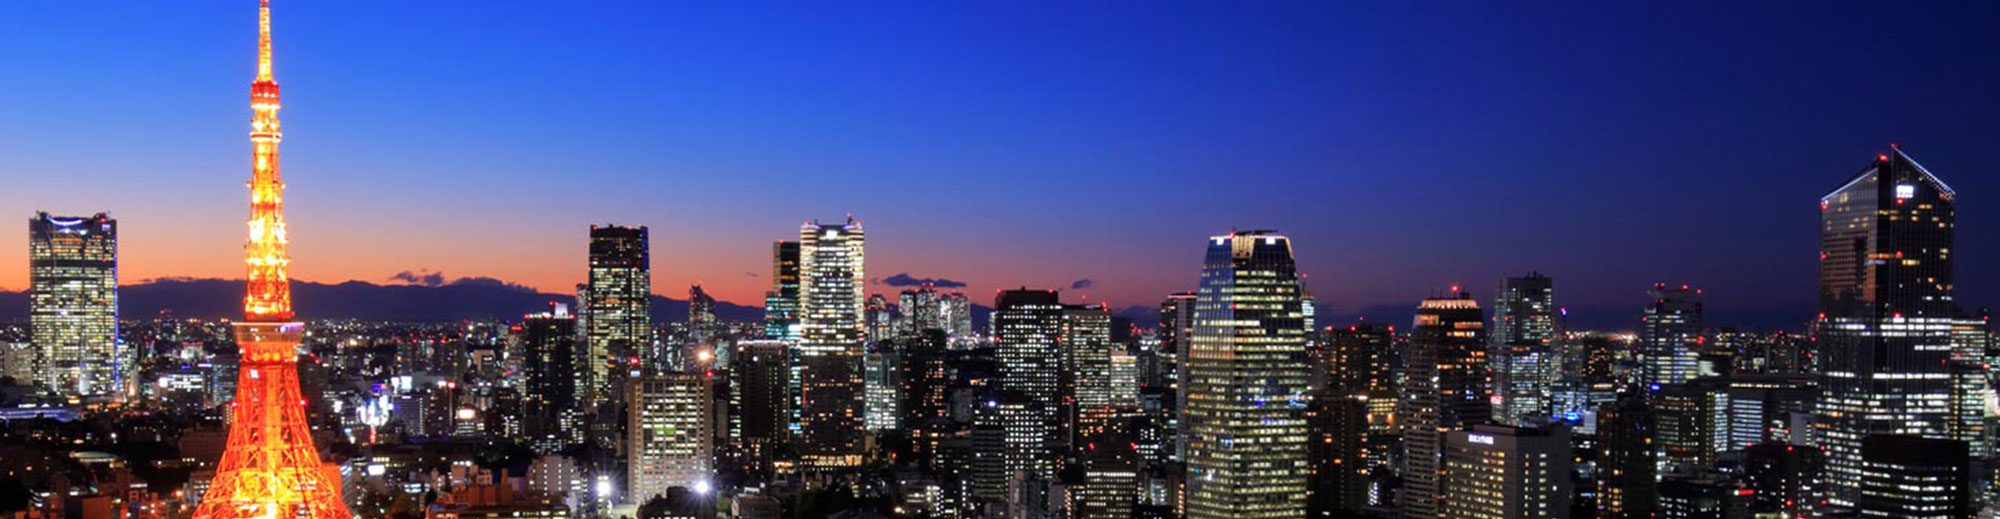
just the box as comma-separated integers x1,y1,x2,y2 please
1184,231,1311,519
1401,292,1491,519
797,218,866,468
29,212,121,399
1816,147,1959,510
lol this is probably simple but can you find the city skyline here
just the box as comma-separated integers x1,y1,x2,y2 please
4,3,1998,518
3,1,1997,322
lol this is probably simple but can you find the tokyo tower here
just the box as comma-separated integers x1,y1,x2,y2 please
191,1,354,518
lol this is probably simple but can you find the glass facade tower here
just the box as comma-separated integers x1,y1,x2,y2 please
29,212,121,400
1814,146,1958,510
1185,231,1310,519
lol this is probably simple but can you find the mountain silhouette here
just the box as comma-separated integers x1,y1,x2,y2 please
0,278,763,323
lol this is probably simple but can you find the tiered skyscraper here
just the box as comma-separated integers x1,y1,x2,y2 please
1814,146,1958,510
28,212,120,400
1401,291,1490,519
1491,273,1556,427
798,218,866,468
1184,231,1310,519
192,2,353,516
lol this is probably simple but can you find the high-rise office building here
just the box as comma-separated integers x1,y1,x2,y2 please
994,288,1065,481
865,293,895,345
940,291,974,339
1401,291,1490,519
899,285,944,335
1856,435,1969,519
1441,425,1573,519
1069,436,1140,518
518,305,587,452
627,373,713,505
29,212,121,399
1161,291,1197,462
1640,284,1703,388
1947,316,1992,458
1492,273,1557,427
728,340,788,470
1653,383,1713,474
899,329,952,455
1596,395,1658,519
764,240,801,340
1743,442,1814,519
1313,322,1399,518
1185,231,1310,519
688,284,718,347
1063,303,1118,443
863,349,901,432
585,225,651,396
1308,388,1372,518
1816,147,1958,510
797,218,866,468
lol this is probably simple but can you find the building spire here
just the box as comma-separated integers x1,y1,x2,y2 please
256,0,273,81
245,0,290,321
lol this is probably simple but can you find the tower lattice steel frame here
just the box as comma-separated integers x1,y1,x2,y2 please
192,2,353,518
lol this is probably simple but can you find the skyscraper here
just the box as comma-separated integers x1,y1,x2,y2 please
1063,303,1117,443
764,240,801,340
798,218,866,468
1441,425,1573,519
585,224,652,394
194,3,353,515
1185,231,1310,519
518,305,586,452
1491,273,1556,427
994,288,1065,482
1596,395,1658,519
627,373,713,505
728,340,789,470
1856,435,1969,519
1816,146,1958,510
899,285,945,335
28,212,120,399
1640,284,1704,388
688,284,718,348
1161,291,1197,461
1401,291,1490,519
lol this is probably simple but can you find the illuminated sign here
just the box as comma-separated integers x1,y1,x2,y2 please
1468,434,1495,445
1896,184,1916,199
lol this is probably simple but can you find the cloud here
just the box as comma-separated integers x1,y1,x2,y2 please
447,276,537,292
1070,278,1094,290
879,273,968,288
745,271,761,278
390,270,446,287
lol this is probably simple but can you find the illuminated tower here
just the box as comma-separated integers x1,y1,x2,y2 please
1491,272,1556,427
798,217,866,468
28,212,121,400
1400,291,1490,519
1185,231,1311,519
192,2,354,518
1815,146,1958,511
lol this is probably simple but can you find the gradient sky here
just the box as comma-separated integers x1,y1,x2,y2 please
2,1,1996,328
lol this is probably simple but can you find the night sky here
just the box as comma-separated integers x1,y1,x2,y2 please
2,1,1995,329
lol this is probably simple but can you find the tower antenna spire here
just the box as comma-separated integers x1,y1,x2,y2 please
257,0,273,81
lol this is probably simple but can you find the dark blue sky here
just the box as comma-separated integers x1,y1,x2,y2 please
1,1,1995,329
